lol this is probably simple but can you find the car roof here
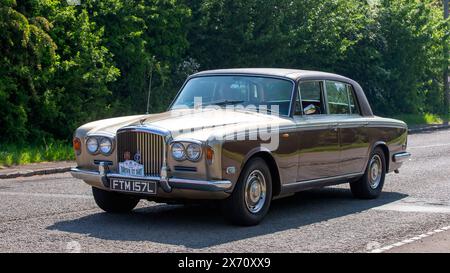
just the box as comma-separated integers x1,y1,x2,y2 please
189,68,373,117
192,68,352,82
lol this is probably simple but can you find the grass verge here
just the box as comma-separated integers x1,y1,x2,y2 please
0,141,74,167
391,113,448,126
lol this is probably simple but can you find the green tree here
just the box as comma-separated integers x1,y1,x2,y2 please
35,0,120,139
83,0,191,115
185,0,370,71
0,0,120,142
344,0,446,115
0,0,57,143
185,0,293,68
376,0,442,114
184,0,446,116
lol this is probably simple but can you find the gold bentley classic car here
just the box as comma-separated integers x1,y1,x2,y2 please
71,68,411,226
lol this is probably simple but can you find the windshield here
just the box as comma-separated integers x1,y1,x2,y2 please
171,76,294,116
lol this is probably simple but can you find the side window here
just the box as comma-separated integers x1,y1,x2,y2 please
347,85,361,115
326,81,350,115
296,81,325,115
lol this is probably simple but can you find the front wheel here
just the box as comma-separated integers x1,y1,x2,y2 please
221,158,272,226
92,187,140,213
350,147,386,199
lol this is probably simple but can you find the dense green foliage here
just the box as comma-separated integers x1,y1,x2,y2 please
0,0,448,146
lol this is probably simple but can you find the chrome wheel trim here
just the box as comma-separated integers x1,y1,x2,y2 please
244,170,267,214
368,154,382,189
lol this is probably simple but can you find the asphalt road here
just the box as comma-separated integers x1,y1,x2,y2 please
1,129,450,253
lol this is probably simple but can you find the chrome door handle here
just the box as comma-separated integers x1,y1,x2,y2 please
328,123,338,131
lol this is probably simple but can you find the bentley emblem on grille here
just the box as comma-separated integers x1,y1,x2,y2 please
134,150,141,163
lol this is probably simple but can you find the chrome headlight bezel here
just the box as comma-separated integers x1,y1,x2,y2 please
99,137,113,155
86,136,114,155
186,143,202,162
86,137,99,154
171,142,186,161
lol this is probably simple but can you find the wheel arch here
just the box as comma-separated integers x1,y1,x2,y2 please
369,141,390,172
240,150,281,197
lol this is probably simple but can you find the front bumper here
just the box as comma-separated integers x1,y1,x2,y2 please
70,166,233,200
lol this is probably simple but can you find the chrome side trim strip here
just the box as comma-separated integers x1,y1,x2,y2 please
227,120,407,139
284,172,364,189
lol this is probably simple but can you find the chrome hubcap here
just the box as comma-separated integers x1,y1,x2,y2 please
244,170,267,214
369,154,382,189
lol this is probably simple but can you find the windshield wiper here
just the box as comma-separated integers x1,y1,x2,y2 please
257,108,281,115
204,99,245,106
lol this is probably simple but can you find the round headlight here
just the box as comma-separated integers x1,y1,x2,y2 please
171,143,186,161
186,143,202,161
86,137,98,154
99,137,113,155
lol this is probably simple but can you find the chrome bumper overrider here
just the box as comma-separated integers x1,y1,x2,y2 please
393,152,411,163
70,167,232,193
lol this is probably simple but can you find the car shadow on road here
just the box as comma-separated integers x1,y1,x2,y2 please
47,187,407,249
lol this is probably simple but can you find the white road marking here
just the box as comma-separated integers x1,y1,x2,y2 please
369,225,450,253
0,191,92,199
374,203,450,213
373,198,450,214
370,197,450,253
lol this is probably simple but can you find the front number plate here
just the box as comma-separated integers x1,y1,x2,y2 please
110,179,156,195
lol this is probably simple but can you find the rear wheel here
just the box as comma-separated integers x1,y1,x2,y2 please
92,187,140,213
221,158,272,226
350,147,386,199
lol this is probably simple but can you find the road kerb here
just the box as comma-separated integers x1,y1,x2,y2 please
0,166,73,179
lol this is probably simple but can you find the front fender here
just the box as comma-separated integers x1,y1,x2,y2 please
220,140,282,191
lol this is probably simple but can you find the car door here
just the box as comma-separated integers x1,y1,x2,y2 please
338,83,370,175
294,80,340,182
325,81,370,176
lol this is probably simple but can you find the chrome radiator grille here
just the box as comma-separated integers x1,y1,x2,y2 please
117,131,164,176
